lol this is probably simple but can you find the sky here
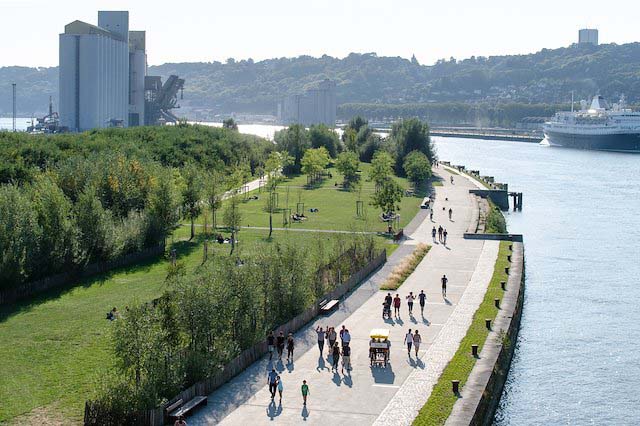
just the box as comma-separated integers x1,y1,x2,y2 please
1,0,638,68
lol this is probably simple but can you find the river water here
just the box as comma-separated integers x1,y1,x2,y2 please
2,119,638,423
433,137,640,425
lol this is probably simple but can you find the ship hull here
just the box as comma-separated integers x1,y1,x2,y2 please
543,130,640,152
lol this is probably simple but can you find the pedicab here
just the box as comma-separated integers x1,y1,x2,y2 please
369,328,391,367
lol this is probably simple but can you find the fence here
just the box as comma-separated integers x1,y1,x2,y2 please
0,244,165,305
84,249,386,426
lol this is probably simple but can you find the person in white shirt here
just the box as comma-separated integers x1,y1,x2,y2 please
404,329,414,356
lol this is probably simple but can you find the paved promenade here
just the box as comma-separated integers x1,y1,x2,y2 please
189,167,499,425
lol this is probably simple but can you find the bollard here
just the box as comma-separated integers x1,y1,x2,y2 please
501,281,507,290
507,255,512,262
485,318,492,330
509,244,513,251
471,344,479,357
505,267,510,275
494,298,500,309
452,380,460,394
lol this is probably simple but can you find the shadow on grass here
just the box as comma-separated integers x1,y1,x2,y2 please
0,236,207,323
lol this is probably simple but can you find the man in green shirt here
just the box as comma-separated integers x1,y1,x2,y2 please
301,380,310,405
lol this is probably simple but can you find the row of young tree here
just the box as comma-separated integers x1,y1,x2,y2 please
92,234,377,420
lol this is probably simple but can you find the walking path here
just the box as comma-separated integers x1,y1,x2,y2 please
189,167,499,425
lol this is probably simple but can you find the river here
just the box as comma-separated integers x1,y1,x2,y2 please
433,137,640,425
2,119,638,423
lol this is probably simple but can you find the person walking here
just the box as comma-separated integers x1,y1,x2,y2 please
441,274,448,297
315,326,325,355
406,292,416,315
385,292,393,307
342,344,351,374
328,327,337,351
418,290,427,316
339,325,346,344
443,228,448,245
413,330,422,357
393,294,402,318
267,331,275,361
404,329,414,356
301,380,310,405
450,176,454,184
430,209,434,221
277,375,284,402
342,328,351,347
286,333,295,362
268,368,278,399
276,331,285,360
331,342,340,371
432,226,437,241
448,208,453,221
438,225,443,243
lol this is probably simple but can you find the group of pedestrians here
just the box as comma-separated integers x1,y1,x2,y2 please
383,290,428,318
432,225,448,245
316,325,352,374
266,330,296,363
267,369,310,406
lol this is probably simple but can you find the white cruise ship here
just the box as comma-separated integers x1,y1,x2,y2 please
543,95,640,152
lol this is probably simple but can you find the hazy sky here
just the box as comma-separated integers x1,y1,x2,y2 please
1,0,638,68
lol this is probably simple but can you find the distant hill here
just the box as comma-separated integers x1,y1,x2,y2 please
2,43,640,120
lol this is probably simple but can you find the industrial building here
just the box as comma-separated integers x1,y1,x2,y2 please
280,79,336,127
59,11,184,132
578,28,599,46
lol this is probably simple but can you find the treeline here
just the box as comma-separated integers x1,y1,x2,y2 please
92,235,377,419
338,102,564,127
6,43,640,116
0,124,273,185
0,125,275,291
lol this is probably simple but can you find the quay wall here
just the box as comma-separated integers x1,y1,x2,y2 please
446,241,525,426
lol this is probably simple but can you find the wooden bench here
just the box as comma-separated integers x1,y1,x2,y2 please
319,299,339,315
167,396,207,420
393,229,404,242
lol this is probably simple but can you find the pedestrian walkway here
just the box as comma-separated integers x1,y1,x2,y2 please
188,167,499,425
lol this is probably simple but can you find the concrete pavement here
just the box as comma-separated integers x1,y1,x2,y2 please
188,167,499,425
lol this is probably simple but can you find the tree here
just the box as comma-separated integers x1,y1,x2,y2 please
300,147,330,185
30,175,77,274
403,150,432,187
275,125,310,175
148,169,182,243
389,118,435,174
335,151,360,188
222,118,238,130
205,170,225,231
309,125,340,158
370,179,403,232
181,164,204,241
75,186,115,264
223,195,242,254
368,151,394,190
264,152,292,238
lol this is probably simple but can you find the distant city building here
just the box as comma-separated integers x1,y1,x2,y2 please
578,28,599,46
280,79,336,127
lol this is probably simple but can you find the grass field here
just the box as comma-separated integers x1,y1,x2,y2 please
413,241,511,425
0,165,421,424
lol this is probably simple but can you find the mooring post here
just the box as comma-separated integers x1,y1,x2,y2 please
507,254,512,262
485,318,492,329
494,298,500,309
471,344,479,357
501,281,507,290
452,380,460,394
505,267,510,275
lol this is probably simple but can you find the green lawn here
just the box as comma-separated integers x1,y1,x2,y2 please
413,241,511,425
185,164,423,235
0,165,420,424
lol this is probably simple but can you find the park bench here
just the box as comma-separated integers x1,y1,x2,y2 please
393,229,404,242
166,396,207,420
420,197,430,209
319,299,339,315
